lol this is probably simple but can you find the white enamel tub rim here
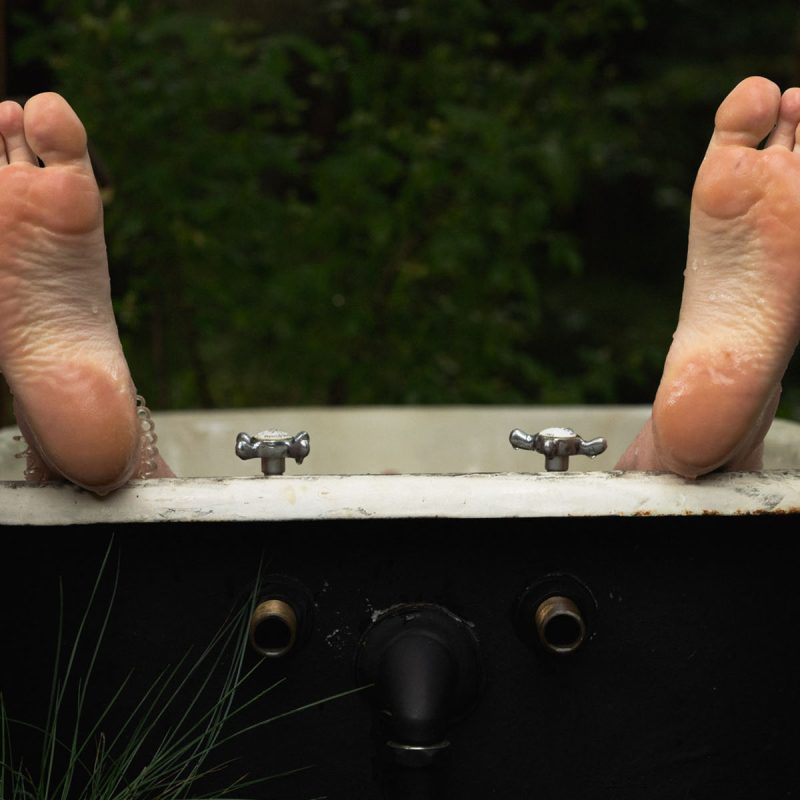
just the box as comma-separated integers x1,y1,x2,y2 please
1,405,798,522
0,469,798,525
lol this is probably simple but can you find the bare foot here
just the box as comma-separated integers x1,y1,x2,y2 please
618,77,800,477
0,93,172,493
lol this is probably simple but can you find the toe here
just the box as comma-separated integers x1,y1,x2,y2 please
22,93,91,168
765,87,800,149
712,76,781,148
0,101,37,165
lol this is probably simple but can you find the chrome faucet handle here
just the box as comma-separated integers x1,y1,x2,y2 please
235,429,310,475
509,427,607,472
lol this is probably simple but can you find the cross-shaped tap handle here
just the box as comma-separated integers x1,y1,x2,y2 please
509,427,607,472
236,429,310,475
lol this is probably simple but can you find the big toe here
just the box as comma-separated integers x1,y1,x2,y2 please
23,92,90,167
712,76,781,148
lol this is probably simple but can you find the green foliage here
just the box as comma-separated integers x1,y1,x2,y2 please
11,0,800,410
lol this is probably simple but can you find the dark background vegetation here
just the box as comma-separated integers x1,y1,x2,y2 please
2,0,800,423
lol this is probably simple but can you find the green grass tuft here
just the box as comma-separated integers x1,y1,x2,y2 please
0,542,361,800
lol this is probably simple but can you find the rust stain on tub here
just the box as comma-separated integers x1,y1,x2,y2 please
629,507,800,517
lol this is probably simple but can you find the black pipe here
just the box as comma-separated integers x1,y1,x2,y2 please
356,603,482,798
378,632,456,746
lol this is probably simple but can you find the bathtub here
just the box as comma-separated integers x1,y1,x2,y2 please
1,404,799,522
1,406,798,798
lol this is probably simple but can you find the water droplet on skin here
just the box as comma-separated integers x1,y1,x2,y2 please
91,304,99,315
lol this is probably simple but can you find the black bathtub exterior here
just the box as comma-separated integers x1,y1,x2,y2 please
2,516,799,799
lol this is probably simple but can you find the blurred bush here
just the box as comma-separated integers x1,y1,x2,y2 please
11,0,800,411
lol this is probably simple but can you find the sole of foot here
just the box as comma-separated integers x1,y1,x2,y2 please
618,76,800,477
0,92,167,494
